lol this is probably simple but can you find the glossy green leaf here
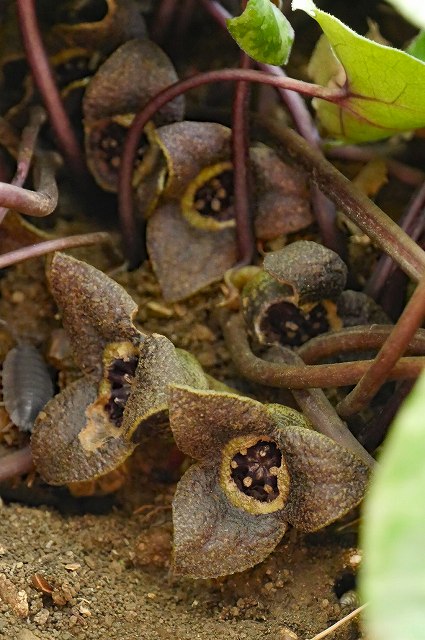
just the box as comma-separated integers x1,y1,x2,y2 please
293,0,425,142
227,0,294,66
360,372,425,640
386,0,425,29
406,30,425,61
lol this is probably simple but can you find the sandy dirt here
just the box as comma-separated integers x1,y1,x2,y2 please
0,498,361,640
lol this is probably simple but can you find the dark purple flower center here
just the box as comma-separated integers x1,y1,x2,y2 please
262,301,330,347
194,169,234,221
104,356,139,427
231,440,282,503
91,122,148,176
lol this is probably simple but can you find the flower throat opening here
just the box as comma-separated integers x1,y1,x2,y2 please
194,169,234,221
230,440,282,502
105,356,139,427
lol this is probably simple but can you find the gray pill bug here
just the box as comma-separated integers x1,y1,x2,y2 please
2,344,55,432
339,589,359,608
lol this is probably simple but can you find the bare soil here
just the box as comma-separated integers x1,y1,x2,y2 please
0,500,360,640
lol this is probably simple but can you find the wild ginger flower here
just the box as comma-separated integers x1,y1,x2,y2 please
242,240,388,348
169,385,369,578
31,253,208,484
146,121,313,302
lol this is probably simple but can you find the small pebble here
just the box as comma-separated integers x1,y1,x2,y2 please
34,608,50,625
84,556,96,569
64,563,81,571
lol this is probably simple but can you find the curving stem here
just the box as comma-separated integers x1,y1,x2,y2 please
16,0,85,177
265,346,375,468
199,0,319,143
199,0,345,257
261,120,425,283
336,273,425,419
222,312,425,389
0,106,46,224
0,151,59,218
0,232,112,269
298,325,425,364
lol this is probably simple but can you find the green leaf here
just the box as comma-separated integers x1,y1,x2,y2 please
360,372,425,640
293,0,425,142
406,30,425,62
227,0,294,66
386,0,425,30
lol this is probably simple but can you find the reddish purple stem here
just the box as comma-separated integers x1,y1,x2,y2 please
13,107,46,185
337,273,425,419
366,179,425,299
0,446,34,482
16,0,85,177
0,106,47,224
0,151,59,219
298,325,425,364
199,0,319,144
0,112,45,223
232,40,254,263
0,232,112,269
199,0,345,257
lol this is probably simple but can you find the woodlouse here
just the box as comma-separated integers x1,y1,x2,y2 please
339,589,359,608
2,344,54,432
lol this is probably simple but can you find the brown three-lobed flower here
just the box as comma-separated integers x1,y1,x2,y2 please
168,385,370,578
31,252,209,485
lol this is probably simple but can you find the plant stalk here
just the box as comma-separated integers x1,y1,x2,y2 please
262,120,425,283
336,274,425,418
222,313,425,389
16,0,85,177
0,232,112,269
298,325,425,364
266,346,375,468
0,151,59,218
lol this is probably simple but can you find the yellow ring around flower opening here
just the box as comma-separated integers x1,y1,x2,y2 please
181,161,236,232
219,434,290,515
